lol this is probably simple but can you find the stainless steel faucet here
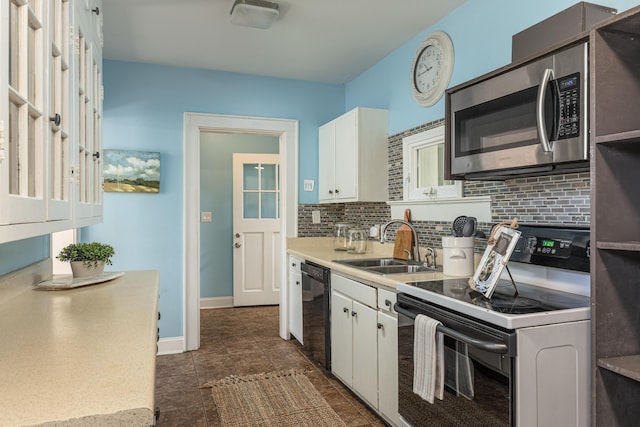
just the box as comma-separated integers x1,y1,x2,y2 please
380,219,421,264
424,246,437,269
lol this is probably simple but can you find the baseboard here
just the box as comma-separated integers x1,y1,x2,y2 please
157,337,185,355
200,296,233,309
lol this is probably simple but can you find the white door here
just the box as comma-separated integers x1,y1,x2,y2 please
232,153,281,306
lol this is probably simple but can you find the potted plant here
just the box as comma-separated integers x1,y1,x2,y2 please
57,242,115,278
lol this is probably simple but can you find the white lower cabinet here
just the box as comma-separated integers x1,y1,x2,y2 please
377,289,399,426
288,255,303,343
331,274,399,425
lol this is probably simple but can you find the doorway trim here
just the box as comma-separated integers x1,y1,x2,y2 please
183,112,299,351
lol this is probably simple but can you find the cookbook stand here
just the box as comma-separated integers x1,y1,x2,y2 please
468,218,521,299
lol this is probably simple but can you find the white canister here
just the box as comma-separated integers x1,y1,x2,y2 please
442,236,475,277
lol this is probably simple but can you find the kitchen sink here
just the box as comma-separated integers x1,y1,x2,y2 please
334,258,405,268
334,258,441,275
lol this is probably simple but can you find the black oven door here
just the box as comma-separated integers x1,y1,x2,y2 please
396,293,516,427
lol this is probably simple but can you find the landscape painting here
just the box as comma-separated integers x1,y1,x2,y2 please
103,150,160,193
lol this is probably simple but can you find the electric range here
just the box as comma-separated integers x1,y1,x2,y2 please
396,223,591,329
396,224,592,427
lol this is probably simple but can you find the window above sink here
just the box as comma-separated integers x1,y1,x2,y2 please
387,123,492,222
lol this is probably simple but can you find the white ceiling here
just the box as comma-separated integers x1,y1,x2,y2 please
102,0,467,84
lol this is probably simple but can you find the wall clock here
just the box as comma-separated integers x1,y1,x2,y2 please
410,31,454,107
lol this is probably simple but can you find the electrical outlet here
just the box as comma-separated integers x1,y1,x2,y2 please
201,212,212,222
303,180,314,192
312,210,321,224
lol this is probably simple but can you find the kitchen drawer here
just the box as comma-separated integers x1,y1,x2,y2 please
332,273,377,308
377,288,397,314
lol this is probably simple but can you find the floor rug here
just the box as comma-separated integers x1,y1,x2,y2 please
201,368,347,427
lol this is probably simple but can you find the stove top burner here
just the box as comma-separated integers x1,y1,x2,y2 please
403,278,590,316
473,294,543,314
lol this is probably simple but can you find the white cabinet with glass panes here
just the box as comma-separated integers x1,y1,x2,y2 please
0,0,103,244
72,0,103,227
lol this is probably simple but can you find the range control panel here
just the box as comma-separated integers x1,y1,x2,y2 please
510,224,590,273
525,237,573,258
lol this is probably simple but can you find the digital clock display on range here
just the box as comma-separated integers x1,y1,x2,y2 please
542,239,555,248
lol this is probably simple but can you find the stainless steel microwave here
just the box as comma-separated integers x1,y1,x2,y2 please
447,42,589,180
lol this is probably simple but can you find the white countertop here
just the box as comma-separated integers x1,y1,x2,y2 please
0,270,159,427
287,237,445,289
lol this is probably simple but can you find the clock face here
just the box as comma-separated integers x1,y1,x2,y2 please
414,42,442,94
411,32,454,107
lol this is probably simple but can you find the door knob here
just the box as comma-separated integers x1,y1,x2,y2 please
235,233,240,238
234,242,241,248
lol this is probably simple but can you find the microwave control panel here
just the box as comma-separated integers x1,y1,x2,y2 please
556,73,581,140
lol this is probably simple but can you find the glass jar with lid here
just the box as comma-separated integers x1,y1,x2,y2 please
347,227,368,254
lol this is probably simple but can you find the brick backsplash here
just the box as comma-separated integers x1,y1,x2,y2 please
298,119,591,252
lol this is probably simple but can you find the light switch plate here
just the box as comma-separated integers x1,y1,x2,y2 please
201,212,212,222
303,180,314,192
312,210,321,224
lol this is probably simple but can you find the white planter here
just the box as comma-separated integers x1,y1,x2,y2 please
70,261,105,278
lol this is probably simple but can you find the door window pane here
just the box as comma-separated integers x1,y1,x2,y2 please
243,193,259,219
243,164,259,190
261,193,277,219
262,164,277,190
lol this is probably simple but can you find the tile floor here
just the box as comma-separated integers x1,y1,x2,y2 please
155,305,387,426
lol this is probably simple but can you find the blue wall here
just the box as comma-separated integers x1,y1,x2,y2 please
200,133,279,299
2,0,637,340
0,237,49,277
346,0,631,134
83,61,344,338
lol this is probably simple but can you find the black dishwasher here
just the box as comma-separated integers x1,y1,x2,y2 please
300,261,331,371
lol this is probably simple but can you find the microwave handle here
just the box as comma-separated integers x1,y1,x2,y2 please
536,68,555,153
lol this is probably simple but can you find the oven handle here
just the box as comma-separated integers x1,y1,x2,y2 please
394,303,509,354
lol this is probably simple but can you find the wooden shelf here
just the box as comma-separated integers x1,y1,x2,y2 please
596,241,640,251
595,130,640,145
598,355,640,383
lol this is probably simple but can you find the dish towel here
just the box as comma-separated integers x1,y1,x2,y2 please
413,314,444,403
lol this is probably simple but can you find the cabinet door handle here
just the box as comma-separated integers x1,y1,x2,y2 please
295,281,300,286
351,311,357,318
329,190,334,195
291,262,296,267
343,307,349,313
50,114,61,126
385,299,392,307
377,323,384,329
234,242,241,248
335,189,340,194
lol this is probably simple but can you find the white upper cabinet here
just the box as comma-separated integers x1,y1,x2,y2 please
73,0,103,226
0,0,103,244
318,107,389,203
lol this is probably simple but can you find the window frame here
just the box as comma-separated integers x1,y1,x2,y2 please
402,125,462,201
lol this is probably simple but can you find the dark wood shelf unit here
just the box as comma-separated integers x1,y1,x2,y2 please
594,130,640,145
592,13,640,140
596,241,640,251
591,5,640,426
598,355,640,382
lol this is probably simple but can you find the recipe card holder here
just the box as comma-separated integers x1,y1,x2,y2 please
468,218,521,299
